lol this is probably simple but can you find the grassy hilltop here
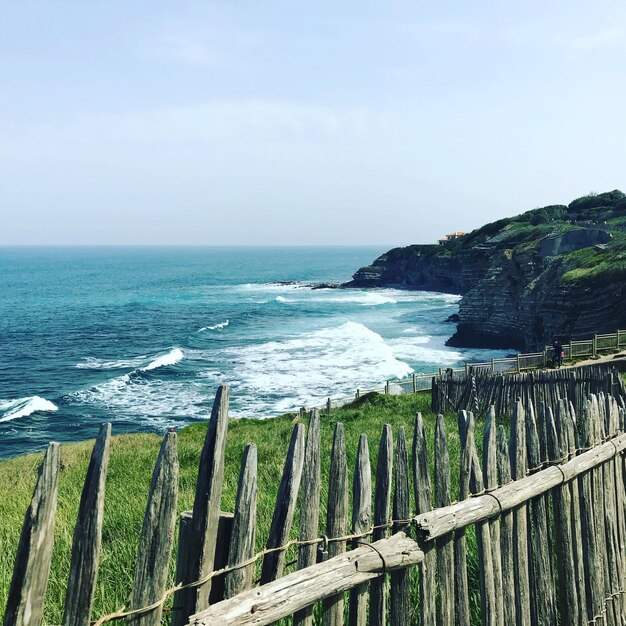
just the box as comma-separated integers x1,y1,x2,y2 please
352,189,626,280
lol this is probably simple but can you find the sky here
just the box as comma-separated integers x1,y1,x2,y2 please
1,1,625,246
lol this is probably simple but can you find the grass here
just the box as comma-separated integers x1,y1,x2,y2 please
0,391,489,625
561,232,626,284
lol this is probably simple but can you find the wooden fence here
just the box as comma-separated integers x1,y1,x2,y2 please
316,328,626,415
432,364,626,416
4,374,626,626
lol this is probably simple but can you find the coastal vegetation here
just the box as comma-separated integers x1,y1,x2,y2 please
0,392,478,625
382,189,626,267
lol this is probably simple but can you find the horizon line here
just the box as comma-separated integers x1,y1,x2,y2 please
0,243,407,249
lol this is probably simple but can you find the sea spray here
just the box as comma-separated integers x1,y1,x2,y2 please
142,348,184,371
0,396,59,422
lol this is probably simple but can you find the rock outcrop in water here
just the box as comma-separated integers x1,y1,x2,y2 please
345,190,626,350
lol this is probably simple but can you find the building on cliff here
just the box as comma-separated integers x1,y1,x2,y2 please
438,231,466,245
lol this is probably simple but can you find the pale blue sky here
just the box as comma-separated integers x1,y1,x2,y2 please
1,1,625,245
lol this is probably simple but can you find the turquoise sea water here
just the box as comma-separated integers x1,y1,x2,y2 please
0,247,507,459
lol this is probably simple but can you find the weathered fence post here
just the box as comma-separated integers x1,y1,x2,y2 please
578,397,604,622
596,392,624,624
62,423,111,626
483,407,504,626
454,411,471,625
510,400,531,626
128,431,179,626
172,511,192,626
496,427,516,626
348,434,371,626
322,423,348,626
526,404,555,626
564,401,588,622
178,385,229,623
210,513,234,604
412,412,435,626
369,425,393,626
547,402,580,625
294,410,321,626
175,511,234,616
3,442,60,626
261,423,305,584
609,395,626,618
467,414,496,626
224,443,257,599
435,414,455,626
390,428,410,626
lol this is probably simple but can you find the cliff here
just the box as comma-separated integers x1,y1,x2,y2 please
345,190,626,350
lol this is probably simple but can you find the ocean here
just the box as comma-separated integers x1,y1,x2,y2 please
0,246,507,460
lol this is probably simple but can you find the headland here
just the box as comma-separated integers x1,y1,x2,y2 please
345,190,626,351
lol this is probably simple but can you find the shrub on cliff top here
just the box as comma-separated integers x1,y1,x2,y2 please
567,189,625,216
528,204,567,225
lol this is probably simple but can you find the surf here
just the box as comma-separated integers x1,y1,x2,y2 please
198,320,229,332
0,396,59,423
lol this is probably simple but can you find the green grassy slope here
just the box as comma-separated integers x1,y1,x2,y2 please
1,393,484,625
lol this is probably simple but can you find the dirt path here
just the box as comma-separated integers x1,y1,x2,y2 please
556,351,626,370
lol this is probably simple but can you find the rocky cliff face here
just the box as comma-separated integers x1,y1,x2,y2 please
446,246,626,350
346,245,470,293
345,190,626,351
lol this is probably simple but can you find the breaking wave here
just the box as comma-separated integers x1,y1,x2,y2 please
213,321,414,416
0,396,59,423
77,348,184,372
198,320,229,332
142,348,184,371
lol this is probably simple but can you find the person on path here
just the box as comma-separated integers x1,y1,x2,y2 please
552,339,563,368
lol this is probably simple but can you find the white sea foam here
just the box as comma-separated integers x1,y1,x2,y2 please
275,296,288,303
67,373,207,426
76,355,149,369
142,348,184,371
274,288,458,307
0,396,59,422
198,320,229,332
67,348,187,426
386,336,463,365
215,321,413,417
76,348,184,371
239,282,306,292
359,293,397,305
330,289,460,306
276,291,398,306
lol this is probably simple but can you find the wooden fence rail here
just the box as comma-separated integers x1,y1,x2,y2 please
3,369,626,626
432,363,626,416
316,328,626,419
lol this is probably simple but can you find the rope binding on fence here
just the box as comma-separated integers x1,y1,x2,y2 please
91,517,417,626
